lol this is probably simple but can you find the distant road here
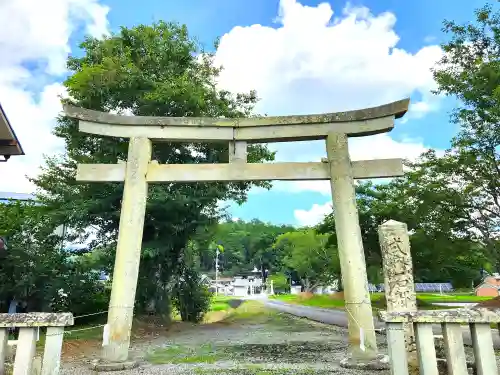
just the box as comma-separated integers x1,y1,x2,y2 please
262,298,500,349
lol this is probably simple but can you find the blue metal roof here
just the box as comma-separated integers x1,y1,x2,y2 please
371,283,454,293
0,192,36,201
0,192,39,206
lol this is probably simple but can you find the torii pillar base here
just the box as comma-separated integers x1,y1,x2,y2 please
91,359,138,371
340,354,390,371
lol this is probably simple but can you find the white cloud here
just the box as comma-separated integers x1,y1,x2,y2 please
0,0,110,193
215,0,442,118
424,35,437,44
214,0,444,196
294,202,332,227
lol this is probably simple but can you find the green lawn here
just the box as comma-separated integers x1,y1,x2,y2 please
271,292,492,311
271,293,385,310
415,293,491,303
147,343,222,364
209,295,235,312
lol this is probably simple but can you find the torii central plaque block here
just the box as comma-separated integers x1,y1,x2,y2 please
64,98,410,366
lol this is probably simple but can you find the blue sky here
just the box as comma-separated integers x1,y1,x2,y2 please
0,0,492,227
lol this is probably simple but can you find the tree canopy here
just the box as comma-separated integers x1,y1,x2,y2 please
30,21,274,315
274,229,340,292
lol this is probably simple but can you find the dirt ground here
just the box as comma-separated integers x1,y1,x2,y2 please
58,302,389,375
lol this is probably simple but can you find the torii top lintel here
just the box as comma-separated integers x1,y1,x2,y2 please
63,98,410,143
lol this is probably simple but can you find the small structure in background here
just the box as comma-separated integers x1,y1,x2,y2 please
215,277,233,294
205,268,266,297
290,284,302,295
0,103,24,162
312,280,339,295
475,273,500,297
232,268,263,297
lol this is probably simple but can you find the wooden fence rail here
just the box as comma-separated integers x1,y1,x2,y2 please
0,313,74,375
379,309,500,375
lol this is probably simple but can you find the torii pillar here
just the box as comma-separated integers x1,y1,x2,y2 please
63,98,410,369
327,132,379,366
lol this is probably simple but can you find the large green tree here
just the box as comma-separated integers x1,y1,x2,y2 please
428,3,500,268
32,22,274,315
274,229,340,292
204,219,295,276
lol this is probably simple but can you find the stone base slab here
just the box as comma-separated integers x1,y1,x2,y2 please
340,354,390,371
90,359,139,371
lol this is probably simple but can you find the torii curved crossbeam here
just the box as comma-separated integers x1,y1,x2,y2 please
63,98,410,142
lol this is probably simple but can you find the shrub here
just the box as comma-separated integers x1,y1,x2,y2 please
172,267,211,323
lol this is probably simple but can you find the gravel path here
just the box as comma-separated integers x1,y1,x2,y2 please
55,299,500,374
58,305,390,375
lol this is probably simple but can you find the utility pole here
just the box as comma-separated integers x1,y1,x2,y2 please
215,247,219,296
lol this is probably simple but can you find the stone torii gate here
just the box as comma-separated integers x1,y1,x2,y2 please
64,98,409,368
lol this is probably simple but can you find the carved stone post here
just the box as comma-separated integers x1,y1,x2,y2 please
378,220,417,359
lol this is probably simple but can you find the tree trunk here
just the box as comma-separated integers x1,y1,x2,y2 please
302,278,314,293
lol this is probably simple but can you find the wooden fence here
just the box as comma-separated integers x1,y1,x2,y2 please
0,313,73,375
380,309,499,375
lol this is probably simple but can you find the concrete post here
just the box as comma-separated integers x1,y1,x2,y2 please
101,137,151,364
378,220,417,359
325,132,378,362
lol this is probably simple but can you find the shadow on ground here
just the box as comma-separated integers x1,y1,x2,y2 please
227,299,245,309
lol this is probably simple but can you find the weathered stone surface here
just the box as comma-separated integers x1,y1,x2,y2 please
90,359,138,371
64,98,409,127
379,308,500,323
102,137,151,363
6,340,16,362
378,220,417,313
340,353,390,371
378,220,417,355
326,132,378,361
0,313,74,327
76,159,404,183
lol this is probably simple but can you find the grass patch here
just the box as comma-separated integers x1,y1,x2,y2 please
416,293,490,303
220,301,324,332
147,343,222,364
226,341,337,363
192,368,334,375
33,322,103,351
147,340,338,366
62,324,104,341
223,301,269,322
209,296,239,312
211,302,231,312
204,297,247,322
272,292,490,311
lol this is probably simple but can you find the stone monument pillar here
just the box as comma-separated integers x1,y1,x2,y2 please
378,220,417,358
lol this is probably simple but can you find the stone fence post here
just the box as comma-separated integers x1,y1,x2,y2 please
378,220,417,357
0,312,74,375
